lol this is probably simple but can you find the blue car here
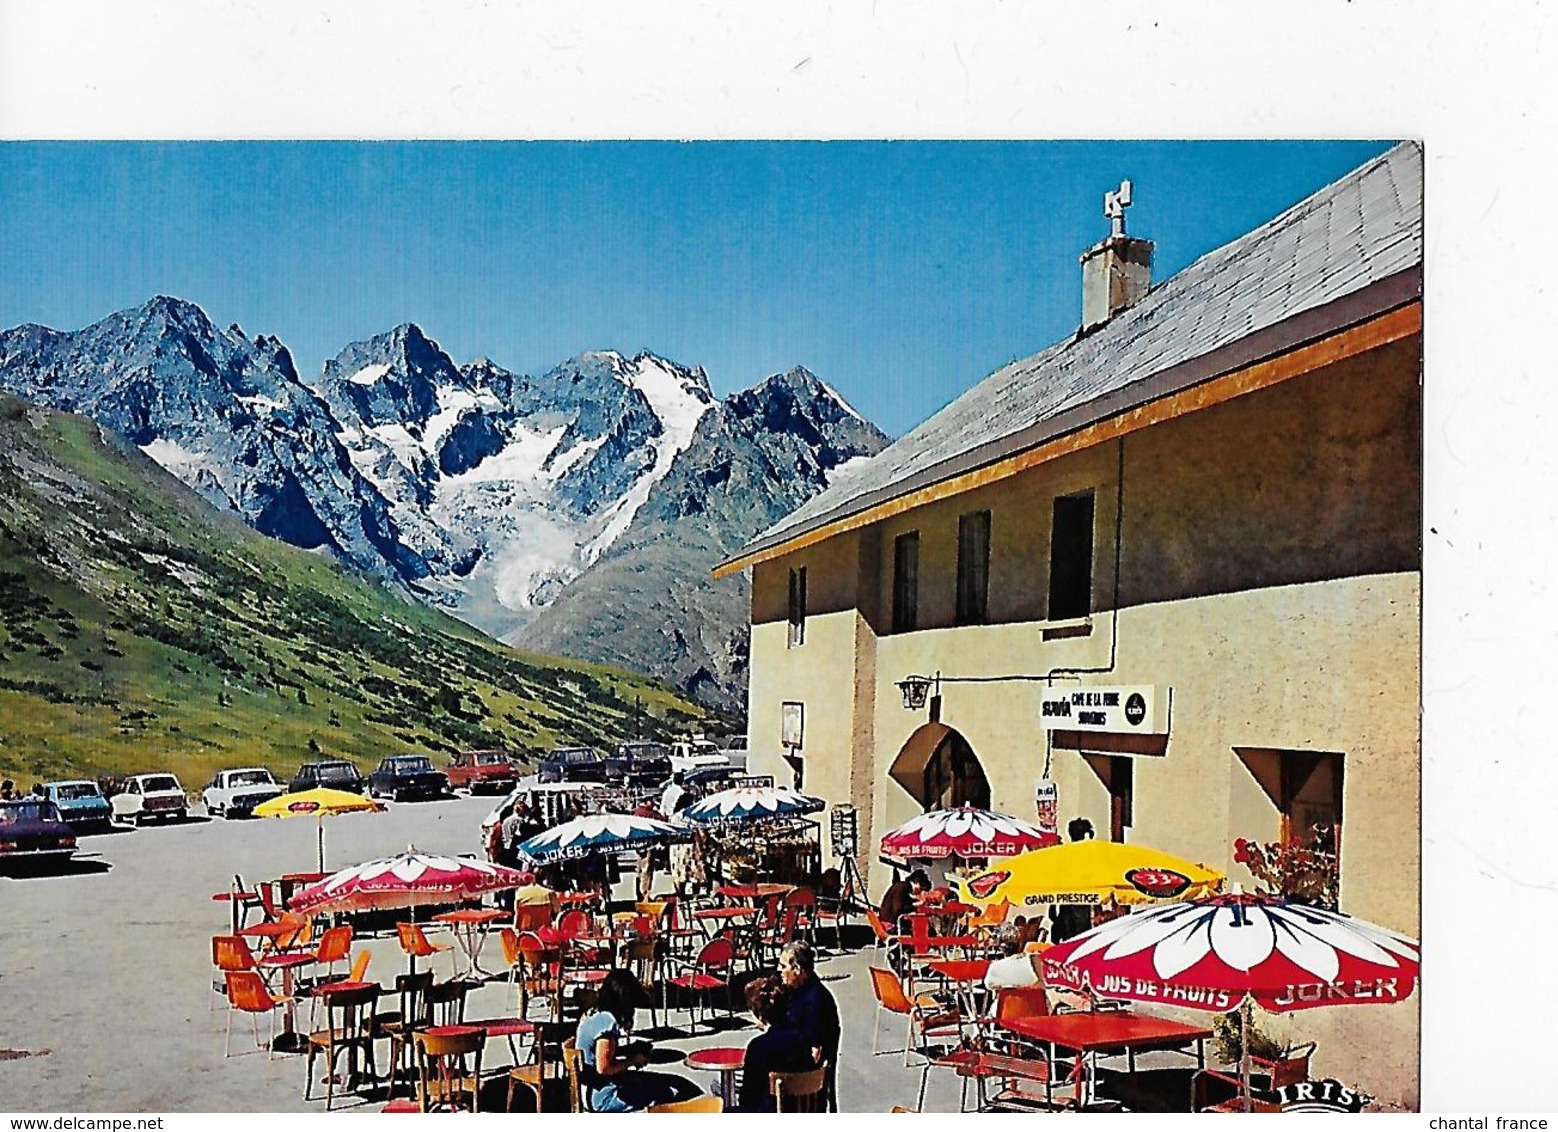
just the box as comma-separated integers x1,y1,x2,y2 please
42,780,114,833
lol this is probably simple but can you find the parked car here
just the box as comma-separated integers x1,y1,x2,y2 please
41,780,114,832
367,755,449,802
202,767,284,818
0,798,78,864
445,749,518,794
670,737,726,774
289,760,366,794
111,773,188,826
715,735,749,772
604,741,673,786
536,746,608,784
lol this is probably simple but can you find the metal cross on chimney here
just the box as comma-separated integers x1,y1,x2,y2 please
1104,179,1133,238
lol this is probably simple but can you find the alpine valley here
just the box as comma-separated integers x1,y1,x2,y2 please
0,297,889,710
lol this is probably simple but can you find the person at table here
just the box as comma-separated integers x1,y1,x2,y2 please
575,968,702,1112
736,976,817,1112
879,869,930,932
777,941,840,1112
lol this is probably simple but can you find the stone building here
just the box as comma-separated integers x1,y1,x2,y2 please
716,142,1423,1105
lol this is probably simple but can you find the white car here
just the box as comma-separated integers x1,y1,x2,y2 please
202,767,283,818
670,737,727,774
112,773,188,826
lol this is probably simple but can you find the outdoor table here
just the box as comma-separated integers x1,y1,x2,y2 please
926,957,991,1024
462,1016,537,1068
683,1046,746,1109
239,920,295,949
212,886,258,933
434,908,507,979
690,905,756,937
998,1012,1212,1107
716,882,793,901
557,891,600,906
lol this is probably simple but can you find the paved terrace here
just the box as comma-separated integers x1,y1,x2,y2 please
1,793,1201,1113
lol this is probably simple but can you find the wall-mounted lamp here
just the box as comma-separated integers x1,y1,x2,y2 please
896,672,940,711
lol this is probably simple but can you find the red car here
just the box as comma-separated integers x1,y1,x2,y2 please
445,749,518,795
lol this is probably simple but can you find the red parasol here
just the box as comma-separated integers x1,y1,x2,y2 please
1042,891,1418,1109
881,805,1059,861
291,847,534,917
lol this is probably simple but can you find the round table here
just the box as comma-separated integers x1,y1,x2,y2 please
683,1046,746,1109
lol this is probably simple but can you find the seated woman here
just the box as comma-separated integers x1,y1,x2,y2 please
575,968,702,1113
737,977,817,1113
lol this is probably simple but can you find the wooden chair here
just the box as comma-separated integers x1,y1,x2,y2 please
223,970,293,1058
771,1064,828,1113
506,1019,572,1112
374,970,434,1095
424,979,469,1027
648,1095,724,1113
514,901,555,934
622,936,663,1031
561,1037,585,1113
413,1025,484,1112
304,982,379,1110
868,966,963,1066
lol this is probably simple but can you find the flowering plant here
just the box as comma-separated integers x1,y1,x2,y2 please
1233,824,1339,910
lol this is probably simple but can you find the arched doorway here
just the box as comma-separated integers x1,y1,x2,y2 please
888,722,991,811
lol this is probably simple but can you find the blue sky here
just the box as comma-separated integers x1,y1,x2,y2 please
0,140,1390,437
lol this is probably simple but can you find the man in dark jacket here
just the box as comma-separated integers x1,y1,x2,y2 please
778,941,840,1111
737,977,816,1111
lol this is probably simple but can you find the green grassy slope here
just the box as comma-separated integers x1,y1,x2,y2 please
0,395,713,787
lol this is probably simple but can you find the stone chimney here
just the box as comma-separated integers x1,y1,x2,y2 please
1080,180,1153,332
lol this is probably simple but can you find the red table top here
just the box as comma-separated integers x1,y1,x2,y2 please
465,1016,536,1037
424,1024,485,1039
717,883,793,900
258,951,316,970
908,934,980,951
434,909,506,925
212,890,257,902
684,1046,746,1071
312,979,374,996
1000,1012,1212,1054
558,892,600,904
282,872,329,883
692,906,755,920
927,958,991,983
238,922,292,939
563,968,609,984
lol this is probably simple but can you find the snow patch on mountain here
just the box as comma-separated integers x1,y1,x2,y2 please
348,363,390,386
140,438,216,476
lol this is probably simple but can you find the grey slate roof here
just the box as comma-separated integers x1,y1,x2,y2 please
725,141,1422,568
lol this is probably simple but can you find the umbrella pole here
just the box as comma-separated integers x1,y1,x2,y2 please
1240,999,1253,1113
317,815,325,873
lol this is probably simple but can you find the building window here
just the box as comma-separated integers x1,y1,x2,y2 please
892,531,920,633
1234,748,1344,909
955,510,991,626
787,566,807,647
1108,755,1133,843
1049,490,1095,621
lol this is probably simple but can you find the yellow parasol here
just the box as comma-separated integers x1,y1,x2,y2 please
956,839,1224,909
253,787,385,871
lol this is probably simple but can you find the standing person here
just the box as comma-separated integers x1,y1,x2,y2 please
0,780,14,800
669,827,707,900
737,977,816,1112
777,941,840,1112
575,968,702,1112
659,771,687,819
632,798,661,901
1047,817,1096,944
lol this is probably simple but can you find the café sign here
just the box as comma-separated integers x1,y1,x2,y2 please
1039,685,1165,733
